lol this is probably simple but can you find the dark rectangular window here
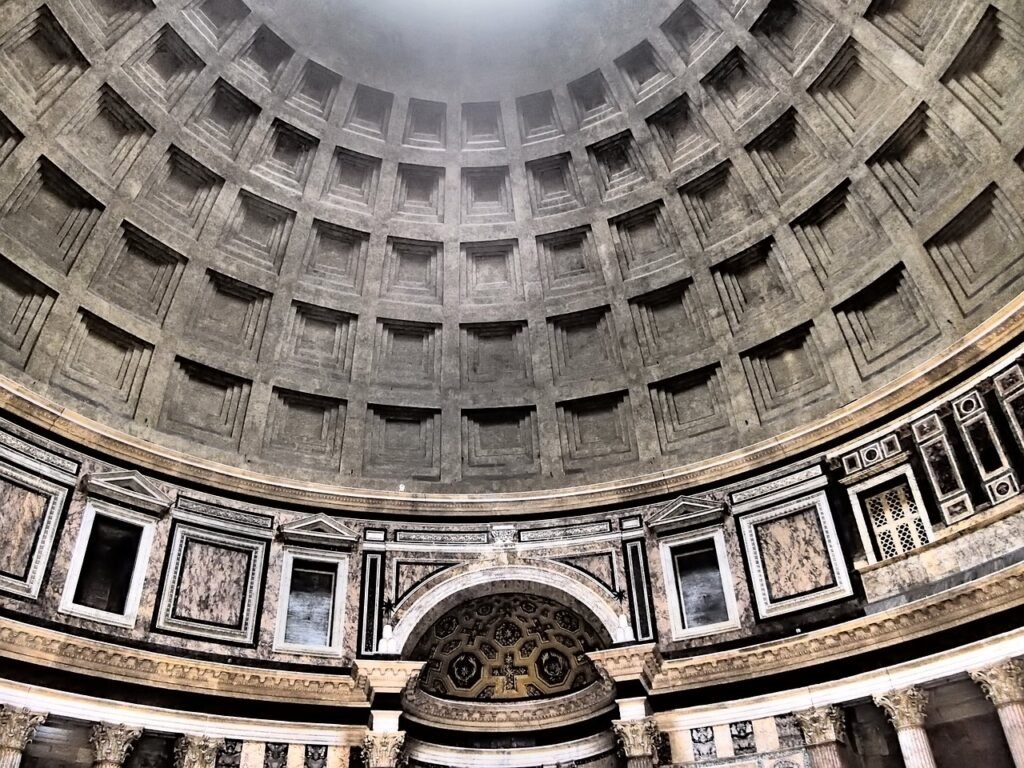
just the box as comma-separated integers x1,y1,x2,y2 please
284,560,336,646
673,539,728,628
73,515,143,614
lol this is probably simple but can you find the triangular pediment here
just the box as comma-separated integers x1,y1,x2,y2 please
646,493,727,533
83,470,172,515
279,513,359,548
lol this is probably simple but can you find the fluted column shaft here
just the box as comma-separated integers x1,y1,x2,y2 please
0,708,47,768
893,727,937,768
971,659,1024,768
874,687,937,768
796,706,849,768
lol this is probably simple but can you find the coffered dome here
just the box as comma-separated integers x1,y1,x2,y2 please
0,0,1020,508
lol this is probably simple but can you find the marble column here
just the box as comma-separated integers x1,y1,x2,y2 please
90,724,143,768
971,658,1024,768
873,687,936,768
612,718,660,768
175,736,224,768
361,732,405,768
795,705,849,768
0,707,47,768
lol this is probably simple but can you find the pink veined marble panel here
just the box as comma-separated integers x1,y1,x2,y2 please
755,506,834,601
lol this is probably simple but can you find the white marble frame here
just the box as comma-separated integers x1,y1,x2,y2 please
58,500,157,628
846,464,933,564
273,546,349,657
155,521,267,644
739,490,853,618
0,460,68,599
658,527,740,640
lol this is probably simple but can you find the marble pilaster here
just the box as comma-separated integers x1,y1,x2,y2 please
795,705,849,768
873,687,936,768
971,659,1024,768
0,707,47,768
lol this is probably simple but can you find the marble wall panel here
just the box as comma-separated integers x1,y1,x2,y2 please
155,520,268,643
739,492,852,618
0,477,48,579
861,505,1024,606
0,458,69,599
174,539,252,626
754,506,834,602
393,559,455,606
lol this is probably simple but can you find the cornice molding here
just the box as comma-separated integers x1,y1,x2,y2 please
0,618,369,707
401,672,617,731
0,295,1020,515
649,562,1024,693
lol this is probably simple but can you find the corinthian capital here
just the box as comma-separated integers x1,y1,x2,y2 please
0,707,47,752
795,705,846,746
175,736,223,768
90,724,142,766
873,687,929,730
970,659,1024,707
361,732,405,768
612,718,659,760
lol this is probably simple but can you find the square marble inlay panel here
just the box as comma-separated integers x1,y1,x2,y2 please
156,519,268,643
739,490,852,618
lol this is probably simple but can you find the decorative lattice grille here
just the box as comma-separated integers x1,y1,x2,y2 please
865,483,930,560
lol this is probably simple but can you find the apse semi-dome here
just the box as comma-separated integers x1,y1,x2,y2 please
410,593,605,700
0,0,1020,512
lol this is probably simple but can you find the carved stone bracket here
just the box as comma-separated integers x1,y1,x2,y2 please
873,687,929,730
175,736,224,768
796,705,847,745
90,724,142,767
612,718,659,760
0,707,47,752
970,658,1024,707
361,732,406,768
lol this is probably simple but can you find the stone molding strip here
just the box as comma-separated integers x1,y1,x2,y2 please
400,671,617,731
0,619,369,707
0,294,1021,516
0,678,365,746
652,627,1024,732
649,561,1024,693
